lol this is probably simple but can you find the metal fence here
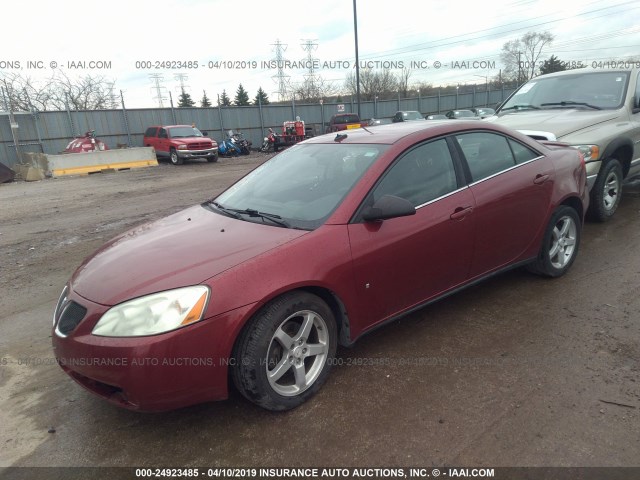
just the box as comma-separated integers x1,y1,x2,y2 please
0,86,515,168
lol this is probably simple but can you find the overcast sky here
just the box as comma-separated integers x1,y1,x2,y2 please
1,0,639,108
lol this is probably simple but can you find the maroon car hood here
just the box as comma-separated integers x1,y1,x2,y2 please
71,205,307,305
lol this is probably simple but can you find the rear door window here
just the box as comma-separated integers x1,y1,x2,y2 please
455,132,517,182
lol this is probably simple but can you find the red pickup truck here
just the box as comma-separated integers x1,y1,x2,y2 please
325,113,364,133
143,125,218,165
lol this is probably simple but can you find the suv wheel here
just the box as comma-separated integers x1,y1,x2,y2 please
207,153,218,163
588,158,622,222
169,148,183,165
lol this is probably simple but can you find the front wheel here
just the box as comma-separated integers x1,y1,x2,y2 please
169,148,183,165
588,158,622,222
207,153,218,163
232,292,337,411
527,205,581,277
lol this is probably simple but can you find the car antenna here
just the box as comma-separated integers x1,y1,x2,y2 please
334,133,348,142
361,126,374,134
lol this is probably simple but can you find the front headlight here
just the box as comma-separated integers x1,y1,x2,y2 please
572,145,600,162
92,286,210,337
177,144,188,150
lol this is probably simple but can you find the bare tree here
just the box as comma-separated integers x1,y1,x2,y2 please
293,76,340,102
344,69,399,100
0,71,117,111
500,31,554,83
397,68,413,98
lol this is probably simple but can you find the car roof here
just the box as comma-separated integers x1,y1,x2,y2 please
303,120,535,145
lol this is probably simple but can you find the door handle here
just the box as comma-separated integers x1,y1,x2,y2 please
450,206,473,220
534,174,550,184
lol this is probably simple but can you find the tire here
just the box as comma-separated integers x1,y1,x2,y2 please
232,291,337,411
528,205,581,277
587,158,622,222
207,153,218,163
169,148,183,165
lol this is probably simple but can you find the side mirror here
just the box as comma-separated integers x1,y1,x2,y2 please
362,195,416,222
202,131,208,136
632,96,640,114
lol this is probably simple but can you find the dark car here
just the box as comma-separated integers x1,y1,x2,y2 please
445,109,477,119
471,107,496,118
392,111,425,122
53,121,588,412
426,114,448,120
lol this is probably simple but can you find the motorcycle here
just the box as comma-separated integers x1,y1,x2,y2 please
63,130,109,153
260,128,280,153
218,130,242,157
232,131,252,155
218,130,251,157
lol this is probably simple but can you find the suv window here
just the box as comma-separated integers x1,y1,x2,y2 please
144,127,158,137
333,114,359,124
159,128,168,139
502,71,630,110
456,132,516,181
372,139,458,207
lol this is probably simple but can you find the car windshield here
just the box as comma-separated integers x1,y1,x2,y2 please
501,71,630,111
169,127,204,138
403,111,423,120
453,110,475,118
214,143,385,230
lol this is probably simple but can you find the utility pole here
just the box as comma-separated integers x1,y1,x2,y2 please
517,51,523,85
353,0,361,118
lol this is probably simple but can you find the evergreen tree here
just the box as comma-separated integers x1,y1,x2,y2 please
177,88,195,107
253,87,270,105
234,84,250,106
200,90,212,107
219,90,231,106
539,55,567,75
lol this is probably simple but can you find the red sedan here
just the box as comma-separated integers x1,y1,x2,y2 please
52,121,589,411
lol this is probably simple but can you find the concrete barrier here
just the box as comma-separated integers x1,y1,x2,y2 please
47,147,158,177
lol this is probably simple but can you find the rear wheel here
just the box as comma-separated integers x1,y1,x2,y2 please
169,148,183,165
528,205,581,277
588,158,622,222
232,292,337,411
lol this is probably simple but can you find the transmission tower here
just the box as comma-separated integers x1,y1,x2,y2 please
271,39,290,101
149,74,167,108
301,39,319,98
107,81,118,109
174,73,191,93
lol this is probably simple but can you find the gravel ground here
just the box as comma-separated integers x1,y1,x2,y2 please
1,157,639,470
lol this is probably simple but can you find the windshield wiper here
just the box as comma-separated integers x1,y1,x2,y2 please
540,101,602,110
501,104,540,111
228,208,291,228
208,201,243,219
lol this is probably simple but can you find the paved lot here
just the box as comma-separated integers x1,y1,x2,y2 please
1,156,639,468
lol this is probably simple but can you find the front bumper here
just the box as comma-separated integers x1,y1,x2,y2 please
52,287,255,411
178,147,218,159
